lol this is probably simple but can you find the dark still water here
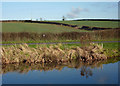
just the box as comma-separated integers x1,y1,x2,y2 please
2,58,120,84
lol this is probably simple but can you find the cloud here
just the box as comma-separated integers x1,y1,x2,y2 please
66,7,89,19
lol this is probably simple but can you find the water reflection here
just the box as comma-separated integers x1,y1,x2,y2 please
80,66,93,78
2,57,120,79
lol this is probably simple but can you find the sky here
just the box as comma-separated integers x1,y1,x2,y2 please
1,2,118,20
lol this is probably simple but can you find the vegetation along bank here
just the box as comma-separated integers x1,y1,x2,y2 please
1,43,119,64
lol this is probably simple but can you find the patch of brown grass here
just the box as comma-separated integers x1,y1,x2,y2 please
2,29,120,42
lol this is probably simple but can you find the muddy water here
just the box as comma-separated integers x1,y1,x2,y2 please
2,57,120,84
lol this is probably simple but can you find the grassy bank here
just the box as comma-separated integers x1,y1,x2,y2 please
27,42,119,50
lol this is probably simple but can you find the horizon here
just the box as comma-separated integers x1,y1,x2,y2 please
1,19,120,21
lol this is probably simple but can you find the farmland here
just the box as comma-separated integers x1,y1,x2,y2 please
2,20,119,33
53,20,119,28
2,22,88,33
1,21,120,43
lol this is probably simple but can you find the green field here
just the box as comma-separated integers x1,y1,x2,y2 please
2,22,88,33
53,21,119,28
2,21,119,33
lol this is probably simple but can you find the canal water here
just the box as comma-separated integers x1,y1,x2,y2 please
2,59,119,84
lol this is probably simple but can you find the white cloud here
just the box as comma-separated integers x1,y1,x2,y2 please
67,13,78,18
66,7,89,19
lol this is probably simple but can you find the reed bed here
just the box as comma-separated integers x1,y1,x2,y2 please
1,43,119,64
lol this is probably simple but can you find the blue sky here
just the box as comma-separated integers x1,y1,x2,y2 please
2,2,118,20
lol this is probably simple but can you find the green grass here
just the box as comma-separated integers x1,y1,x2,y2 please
2,38,120,44
98,42,119,49
27,43,83,50
2,22,89,33
53,21,119,28
92,38,120,42
2,41,119,50
2,40,80,44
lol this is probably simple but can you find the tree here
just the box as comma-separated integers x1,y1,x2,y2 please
62,16,65,21
40,18,42,21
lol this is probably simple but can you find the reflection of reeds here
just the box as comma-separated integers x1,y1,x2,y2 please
1,60,103,74
1,29,120,42
1,56,120,75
